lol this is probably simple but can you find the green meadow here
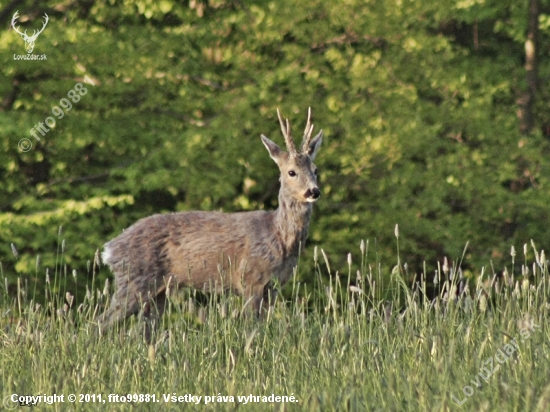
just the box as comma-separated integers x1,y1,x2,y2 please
1,238,549,411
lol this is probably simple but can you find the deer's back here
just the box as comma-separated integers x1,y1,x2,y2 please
102,210,284,292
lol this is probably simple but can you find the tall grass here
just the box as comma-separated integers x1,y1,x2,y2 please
1,238,549,411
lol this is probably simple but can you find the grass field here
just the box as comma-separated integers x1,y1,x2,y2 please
1,240,549,411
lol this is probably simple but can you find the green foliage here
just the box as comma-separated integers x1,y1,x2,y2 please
1,0,550,287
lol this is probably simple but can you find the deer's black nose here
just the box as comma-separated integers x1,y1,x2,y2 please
305,188,320,200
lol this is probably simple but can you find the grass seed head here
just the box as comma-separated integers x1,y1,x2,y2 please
66,292,74,307
349,285,362,294
479,294,487,312
148,344,156,366
443,257,449,275
10,243,18,260
103,278,110,296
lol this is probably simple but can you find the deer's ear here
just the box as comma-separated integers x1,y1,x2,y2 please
306,130,323,161
261,135,284,164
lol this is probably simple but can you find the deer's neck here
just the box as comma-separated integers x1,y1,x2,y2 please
274,192,313,255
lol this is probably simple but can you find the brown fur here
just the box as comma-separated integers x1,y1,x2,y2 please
99,109,323,331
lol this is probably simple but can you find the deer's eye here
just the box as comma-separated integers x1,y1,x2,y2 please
314,168,318,176
288,170,296,177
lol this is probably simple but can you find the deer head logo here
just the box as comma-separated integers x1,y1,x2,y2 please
11,11,49,54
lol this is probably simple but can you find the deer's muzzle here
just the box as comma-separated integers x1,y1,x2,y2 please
304,188,321,202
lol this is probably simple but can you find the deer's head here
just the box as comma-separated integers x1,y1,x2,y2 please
12,11,49,54
261,108,323,204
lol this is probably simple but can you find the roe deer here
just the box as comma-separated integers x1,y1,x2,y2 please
99,108,323,332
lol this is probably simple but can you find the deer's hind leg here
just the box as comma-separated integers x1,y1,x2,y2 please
98,290,141,335
98,269,164,336
251,280,277,318
141,290,167,342
241,276,275,319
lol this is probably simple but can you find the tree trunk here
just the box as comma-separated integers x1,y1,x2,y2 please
517,0,539,135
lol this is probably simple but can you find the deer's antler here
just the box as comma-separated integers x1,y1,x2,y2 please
301,107,315,154
277,109,298,157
